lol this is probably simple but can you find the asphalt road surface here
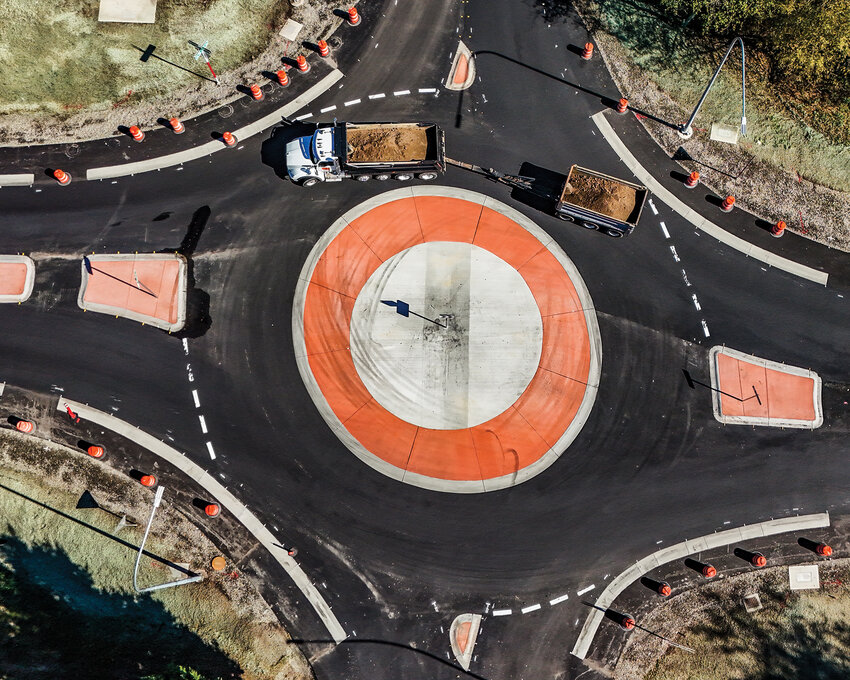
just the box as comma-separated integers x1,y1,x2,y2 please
1,1,848,679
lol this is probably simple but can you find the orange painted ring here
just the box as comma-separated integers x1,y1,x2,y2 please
294,188,601,492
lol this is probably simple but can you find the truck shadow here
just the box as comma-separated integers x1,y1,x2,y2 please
261,120,316,181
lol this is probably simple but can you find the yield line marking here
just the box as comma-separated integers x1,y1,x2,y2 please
550,594,569,606
206,441,216,459
577,585,595,596
492,609,512,616
521,603,541,614
191,389,200,408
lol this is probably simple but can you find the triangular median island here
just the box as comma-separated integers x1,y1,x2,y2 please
709,346,823,429
77,253,187,332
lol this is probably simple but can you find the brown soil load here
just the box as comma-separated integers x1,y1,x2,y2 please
562,169,638,222
347,126,429,163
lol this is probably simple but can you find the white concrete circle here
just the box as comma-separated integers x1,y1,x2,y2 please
350,241,543,430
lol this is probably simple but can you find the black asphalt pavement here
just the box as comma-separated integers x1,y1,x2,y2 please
0,1,848,679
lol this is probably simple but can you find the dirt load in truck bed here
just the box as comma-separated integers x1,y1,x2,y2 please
562,170,638,222
346,126,430,163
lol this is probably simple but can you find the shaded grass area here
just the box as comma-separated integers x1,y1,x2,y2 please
0,429,311,680
580,0,850,193
618,566,850,680
0,0,287,116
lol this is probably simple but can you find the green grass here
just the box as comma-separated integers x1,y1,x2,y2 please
638,569,850,680
0,0,288,115
586,0,850,193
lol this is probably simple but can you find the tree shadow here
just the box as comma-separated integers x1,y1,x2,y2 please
0,535,240,679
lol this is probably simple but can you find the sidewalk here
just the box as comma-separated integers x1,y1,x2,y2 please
603,109,850,290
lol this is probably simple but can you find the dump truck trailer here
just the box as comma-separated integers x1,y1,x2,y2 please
286,122,446,186
446,158,648,236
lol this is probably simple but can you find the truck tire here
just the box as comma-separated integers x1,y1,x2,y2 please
301,178,319,188
355,175,371,182
579,221,598,230
417,172,438,181
395,173,413,181
604,227,625,238
556,214,574,222
373,173,391,181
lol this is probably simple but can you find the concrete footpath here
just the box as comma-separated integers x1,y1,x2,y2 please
56,396,347,644
571,511,830,659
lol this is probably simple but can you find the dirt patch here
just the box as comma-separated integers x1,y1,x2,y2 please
346,126,429,163
563,169,637,221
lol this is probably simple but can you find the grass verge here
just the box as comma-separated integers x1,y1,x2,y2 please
0,428,312,680
573,0,850,250
614,561,850,679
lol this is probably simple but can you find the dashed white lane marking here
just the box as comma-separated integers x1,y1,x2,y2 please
692,294,701,311
320,105,337,113
344,99,361,106
669,245,680,262
368,93,385,99
521,603,542,614
199,415,208,434
191,389,200,408
295,113,312,120
659,221,670,238
182,338,189,355
681,269,692,286
393,89,411,96
550,594,570,606
492,609,512,616
418,88,437,93
649,198,659,215
701,319,711,337
577,585,595,596
206,441,216,460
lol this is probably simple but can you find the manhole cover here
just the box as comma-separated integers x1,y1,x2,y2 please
65,144,81,158
329,37,342,48
105,138,121,148
218,104,234,119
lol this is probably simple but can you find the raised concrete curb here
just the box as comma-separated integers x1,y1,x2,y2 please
86,69,344,181
77,253,188,332
571,511,830,659
292,186,602,493
449,613,482,671
444,41,475,91
709,346,823,429
0,174,35,188
55,396,347,644
0,255,35,303
591,111,829,286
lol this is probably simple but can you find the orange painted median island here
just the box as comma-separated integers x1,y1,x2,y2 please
710,347,822,429
0,256,35,303
78,254,187,332
294,188,601,492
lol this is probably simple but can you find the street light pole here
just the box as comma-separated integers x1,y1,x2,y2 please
678,37,746,140
133,486,203,593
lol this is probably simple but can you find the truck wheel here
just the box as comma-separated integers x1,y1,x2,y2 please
301,178,319,188
557,214,574,222
395,173,413,181
579,221,598,230
417,172,438,181
604,227,625,238
355,175,371,182
373,174,391,181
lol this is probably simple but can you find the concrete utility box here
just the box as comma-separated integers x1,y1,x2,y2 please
789,565,820,591
99,0,158,23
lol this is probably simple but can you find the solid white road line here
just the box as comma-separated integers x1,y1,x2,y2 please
191,389,200,408
549,594,570,606
577,585,595,596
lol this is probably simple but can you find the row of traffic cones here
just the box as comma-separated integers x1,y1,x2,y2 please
50,6,364,185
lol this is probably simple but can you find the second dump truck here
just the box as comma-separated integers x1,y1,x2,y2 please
286,121,446,186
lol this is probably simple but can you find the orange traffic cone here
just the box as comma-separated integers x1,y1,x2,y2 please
129,125,145,142
685,171,699,188
140,474,157,487
318,40,330,57
249,84,264,101
297,55,310,73
277,69,289,87
53,169,71,185
347,7,361,25
581,42,593,60
221,131,237,147
720,195,735,212
169,117,185,134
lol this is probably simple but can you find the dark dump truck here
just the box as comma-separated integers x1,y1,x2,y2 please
447,159,649,237
286,121,446,186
